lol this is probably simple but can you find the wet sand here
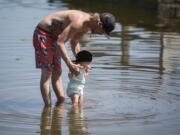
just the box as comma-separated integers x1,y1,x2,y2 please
0,0,180,135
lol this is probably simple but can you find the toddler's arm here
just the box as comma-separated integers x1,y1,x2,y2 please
68,71,80,78
68,72,74,78
84,65,91,76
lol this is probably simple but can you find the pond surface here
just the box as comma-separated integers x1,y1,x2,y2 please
0,0,180,135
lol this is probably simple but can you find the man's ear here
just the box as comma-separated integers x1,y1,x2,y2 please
98,21,103,28
93,13,102,27
93,13,100,20
92,13,101,24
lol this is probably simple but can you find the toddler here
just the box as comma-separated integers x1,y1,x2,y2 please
67,50,93,106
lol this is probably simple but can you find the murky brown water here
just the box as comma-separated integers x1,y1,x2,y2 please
0,0,180,135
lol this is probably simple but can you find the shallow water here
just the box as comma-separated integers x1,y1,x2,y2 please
0,0,180,135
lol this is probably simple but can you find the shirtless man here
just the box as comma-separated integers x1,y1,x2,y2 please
33,10,115,106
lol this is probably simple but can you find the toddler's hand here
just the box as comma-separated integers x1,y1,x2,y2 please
84,65,91,76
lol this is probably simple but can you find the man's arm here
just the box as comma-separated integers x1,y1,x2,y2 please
70,39,80,57
56,24,80,74
56,25,71,67
70,32,84,57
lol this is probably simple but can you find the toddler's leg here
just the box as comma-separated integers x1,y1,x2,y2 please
79,96,83,106
71,94,79,107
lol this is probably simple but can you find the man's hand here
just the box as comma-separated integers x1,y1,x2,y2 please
68,62,81,76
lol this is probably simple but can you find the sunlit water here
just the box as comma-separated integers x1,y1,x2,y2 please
0,0,180,135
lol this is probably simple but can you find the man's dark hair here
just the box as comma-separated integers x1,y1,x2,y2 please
100,13,116,35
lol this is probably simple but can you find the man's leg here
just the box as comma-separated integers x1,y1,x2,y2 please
40,68,52,106
51,70,65,104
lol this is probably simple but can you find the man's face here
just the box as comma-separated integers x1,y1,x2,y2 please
91,24,104,35
91,27,110,39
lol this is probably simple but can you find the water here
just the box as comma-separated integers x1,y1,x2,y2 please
0,0,180,134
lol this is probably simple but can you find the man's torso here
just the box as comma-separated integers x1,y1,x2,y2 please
37,10,91,38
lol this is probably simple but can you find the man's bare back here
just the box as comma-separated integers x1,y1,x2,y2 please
37,10,91,38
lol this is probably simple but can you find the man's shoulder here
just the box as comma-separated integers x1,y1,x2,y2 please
70,11,90,28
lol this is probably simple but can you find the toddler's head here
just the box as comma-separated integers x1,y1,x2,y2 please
74,50,93,68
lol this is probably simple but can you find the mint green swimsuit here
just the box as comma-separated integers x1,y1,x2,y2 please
66,68,85,97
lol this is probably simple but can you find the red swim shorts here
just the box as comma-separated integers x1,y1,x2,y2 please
33,27,61,72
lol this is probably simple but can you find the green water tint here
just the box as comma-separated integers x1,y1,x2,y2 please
0,0,180,135
61,0,180,32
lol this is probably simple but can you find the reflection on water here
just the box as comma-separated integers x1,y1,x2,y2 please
40,107,52,135
121,25,130,66
68,107,88,135
40,105,88,135
0,0,180,135
158,0,180,30
40,104,63,135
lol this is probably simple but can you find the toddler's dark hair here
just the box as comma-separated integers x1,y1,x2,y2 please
74,50,93,63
